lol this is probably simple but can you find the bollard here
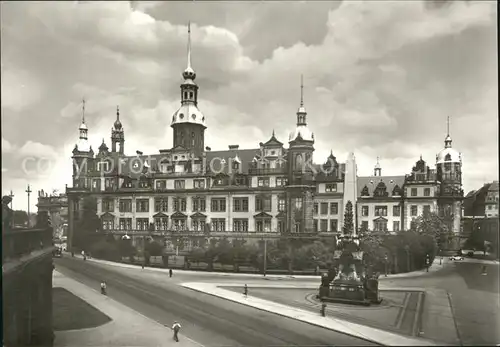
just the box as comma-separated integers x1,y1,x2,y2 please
244,284,248,297
481,265,487,276
321,303,326,317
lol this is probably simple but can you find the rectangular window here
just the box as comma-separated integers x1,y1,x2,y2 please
92,179,100,190
424,188,431,197
295,197,303,210
174,180,185,189
192,197,206,212
233,197,249,212
330,219,338,232
155,217,168,231
393,206,400,217
313,220,318,232
320,203,328,215
325,183,337,192
154,198,168,212
256,219,272,232
119,199,132,212
194,179,205,189
361,206,369,216
361,221,368,231
276,177,287,187
314,203,319,215
211,198,226,212
102,199,114,212
192,220,205,232
101,219,114,230
136,218,149,230
119,218,132,230
320,219,328,232
278,220,285,233
233,219,249,232
235,176,246,186
278,197,286,212
173,198,187,212
136,199,149,213
255,195,272,212
411,205,418,216
423,205,431,214
374,220,388,232
211,218,226,231
156,180,166,190
330,202,338,215
411,188,417,197
172,219,186,230
105,178,114,189
374,206,388,217
257,177,270,187
393,221,400,232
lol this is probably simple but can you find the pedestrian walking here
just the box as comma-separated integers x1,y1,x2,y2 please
243,284,248,298
172,321,181,342
82,250,86,261
100,281,107,295
169,269,173,278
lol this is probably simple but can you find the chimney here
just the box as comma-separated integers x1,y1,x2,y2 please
136,150,143,156
228,145,239,150
205,146,211,151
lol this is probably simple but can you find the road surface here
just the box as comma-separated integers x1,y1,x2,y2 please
55,257,378,346
380,259,500,345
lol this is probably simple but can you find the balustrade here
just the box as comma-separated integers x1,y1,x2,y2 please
2,228,53,263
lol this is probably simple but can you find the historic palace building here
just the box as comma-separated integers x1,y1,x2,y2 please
66,25,464,250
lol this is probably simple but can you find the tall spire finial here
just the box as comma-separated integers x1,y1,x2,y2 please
300,74,304,107
272,129,275,137
447,115,450,136
82,98,86,123
376,156,380,164
116,105,120,120
187,21,192,70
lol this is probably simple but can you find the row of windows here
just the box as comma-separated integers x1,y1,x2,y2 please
103,196,288,213
313,219,338,232
409,187,432,197
360,221,400,232
314,202,339,215
102,217,288,232
361,206,400,217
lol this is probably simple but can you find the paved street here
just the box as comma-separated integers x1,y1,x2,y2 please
54,257,377,346
380,259,500,345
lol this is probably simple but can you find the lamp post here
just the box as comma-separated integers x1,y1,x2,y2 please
404,245,410,272
384,253,388,277
263,238,267,277
439,249,442,265
26,184,32,227
426,253,430,272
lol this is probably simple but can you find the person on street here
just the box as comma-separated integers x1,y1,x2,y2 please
172,321,181,342
100,281,107,295
169,269,173,278
82,250,86,261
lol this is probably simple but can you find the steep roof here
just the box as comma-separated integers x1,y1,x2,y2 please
357,175,405,198
205,148,261,174
488,181,499,192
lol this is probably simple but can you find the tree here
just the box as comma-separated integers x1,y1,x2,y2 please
343,201,354,235
188,247,206,266
413,210,451,250
90,239,120,261
146,240,164,257
74,197,100,250
360,233,386,267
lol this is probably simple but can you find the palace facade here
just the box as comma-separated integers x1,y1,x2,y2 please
66,25,464,251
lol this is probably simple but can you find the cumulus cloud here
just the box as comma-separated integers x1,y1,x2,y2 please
1,0,497,213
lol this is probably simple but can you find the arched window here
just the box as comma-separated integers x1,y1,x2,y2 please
444,154,451,161
295,154,303,170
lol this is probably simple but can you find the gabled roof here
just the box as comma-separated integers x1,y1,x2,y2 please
254,211,272,218
171,211,187,218
152,212,168,218
191,211,207,218
206,148,260,174
357,175,405,198
263,132,283,146
373,216,388,222
276,211,286,218
100,212,115,219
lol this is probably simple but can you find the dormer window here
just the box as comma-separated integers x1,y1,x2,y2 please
233,162,239,170
445,154,451,161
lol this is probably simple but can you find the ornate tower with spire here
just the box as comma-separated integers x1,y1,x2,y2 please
436,116,463,249
374,157,381,176
286,75,316,234
111,105,125,154
71,99,94,189
171,22,207,156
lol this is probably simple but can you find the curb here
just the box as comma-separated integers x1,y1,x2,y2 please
181,282,440,346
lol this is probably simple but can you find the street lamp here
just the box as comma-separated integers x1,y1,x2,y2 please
426,253,430,272
384,253,388,277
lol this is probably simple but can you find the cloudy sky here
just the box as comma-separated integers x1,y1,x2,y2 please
1,0,497,213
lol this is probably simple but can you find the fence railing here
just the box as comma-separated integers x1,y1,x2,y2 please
2,228,54,263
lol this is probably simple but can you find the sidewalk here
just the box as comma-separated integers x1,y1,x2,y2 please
72,254,447,280
53,271,203,347
181,282,446,346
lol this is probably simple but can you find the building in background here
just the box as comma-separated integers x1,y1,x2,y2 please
462,181,499,251
66,25,464,252
36,190,68,240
